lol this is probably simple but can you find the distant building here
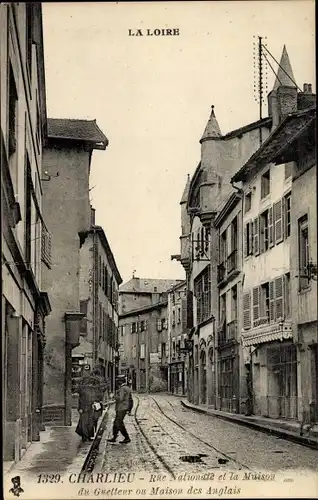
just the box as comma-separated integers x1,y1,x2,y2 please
167,281,188,395
71,215,122,396
232,47,316,422
119,277,182,391
1,4,51,461
41,118,108,425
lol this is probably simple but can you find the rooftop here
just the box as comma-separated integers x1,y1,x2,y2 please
119,277,183,294
47,118,108,150
231,106,316,183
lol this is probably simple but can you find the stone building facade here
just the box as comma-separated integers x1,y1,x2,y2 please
1,3,51,461
167,280,188,395
41,118,108,425
232,48,316,422
180,107,271,408
71,217,122,396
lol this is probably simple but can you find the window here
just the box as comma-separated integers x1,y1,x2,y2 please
299,215,309,290
220,231,227,264
260,282,270,324
285,193,291,238
231,285,237,322
9,64,18,159
194,266,211,324
260,209,269,253
172,309,176,326
274,199,284,244
161,343,166,359
131,322,137,334
244,192,252,213
244,221,253,257
157,319,162,332
228,217,238,272
161,318,166,330
284,273,291,318
154,287,157,292
177,306,181,324
140,320,145,332
140,344,145,359
261,170,270,199
98,256,102,286
172,341,176,358
285,162,293,180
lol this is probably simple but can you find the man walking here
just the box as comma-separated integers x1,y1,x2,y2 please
107,376,133,444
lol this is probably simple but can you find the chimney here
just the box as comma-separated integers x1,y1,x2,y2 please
298,82,316,111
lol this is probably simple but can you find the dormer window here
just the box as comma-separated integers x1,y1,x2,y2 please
261,170,270,199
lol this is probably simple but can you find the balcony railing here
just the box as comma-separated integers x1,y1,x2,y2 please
217,250,238,284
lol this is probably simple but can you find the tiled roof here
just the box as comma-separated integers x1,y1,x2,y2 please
119,278,183,293
47,118,108,149
231,106,316,182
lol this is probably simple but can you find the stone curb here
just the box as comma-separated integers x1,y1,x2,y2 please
180,400,318,450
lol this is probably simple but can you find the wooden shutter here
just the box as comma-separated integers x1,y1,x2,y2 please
268,206,274,248
275,276,284,321
274,199,283,244
249,221,253,255
259,215,264,254
253,217,260,255
243,223,248,258
269,280,275,323
252,286,260,326
243,291,251,330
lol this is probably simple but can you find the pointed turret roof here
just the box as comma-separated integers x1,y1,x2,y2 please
180,174,190,203
273,45,297,91
200,105,222,142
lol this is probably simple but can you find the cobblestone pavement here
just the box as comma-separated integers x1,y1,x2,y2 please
99,394,318,475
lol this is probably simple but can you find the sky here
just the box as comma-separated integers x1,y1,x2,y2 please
42,1,315,284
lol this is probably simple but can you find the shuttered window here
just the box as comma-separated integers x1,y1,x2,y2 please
274,199,284,244
253,217,260,256
269,280,275,322
243,291,251,330
268,206,274,248
275,276,284,321
252,286,260,327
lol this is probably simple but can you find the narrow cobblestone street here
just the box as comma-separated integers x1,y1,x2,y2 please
98,394,318,475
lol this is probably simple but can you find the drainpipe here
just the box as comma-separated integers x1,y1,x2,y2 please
231,178,245,413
